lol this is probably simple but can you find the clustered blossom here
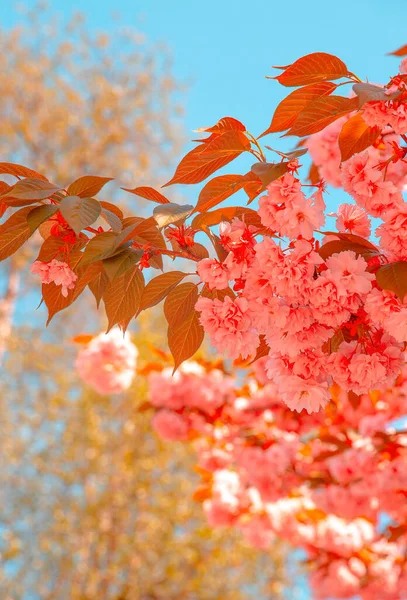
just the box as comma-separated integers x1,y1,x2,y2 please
147,355,407,600
194,81,407,415
31,259,77,297
75,329,138,395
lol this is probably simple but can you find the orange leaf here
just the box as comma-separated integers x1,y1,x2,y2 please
44,261,103,324
376,262,407,302
259,82,337,136
99,201,124,220
1,178,61,204
67,175,113,198
104,265,145,331
318,237,379,261
200,285,235,301
273,52,348,87
163,132,250,186
164,282,199,329
192,206,262,230
88,269,109,308
0,207,33,261
167,309,204,372
251,161,289,188
388,44,407,57
140,271,187,310
195,116,246,133
72,334,94,344
198,130,251,155
286,96,359,137
0,163,48,181
195,174,251,213
307,162,321,184
121,186,170,204
338,114,380,162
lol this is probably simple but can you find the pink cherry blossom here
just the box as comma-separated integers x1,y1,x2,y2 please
75,329,138,394
31,259,77,297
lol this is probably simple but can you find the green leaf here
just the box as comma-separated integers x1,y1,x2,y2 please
26,204,59,234
59,196,101,235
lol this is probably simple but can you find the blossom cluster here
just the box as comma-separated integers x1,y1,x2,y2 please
75,329,138,395
195,63,407,415
147,356,407,600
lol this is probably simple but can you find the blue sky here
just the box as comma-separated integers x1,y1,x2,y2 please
3,0,407,212
3,0,407,143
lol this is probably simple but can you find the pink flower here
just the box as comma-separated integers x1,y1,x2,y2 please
195,296,259,359
306,116,348,187
197,258,230,290
335,203,371,237
152,410,189,441
377,206,407,261
258,174,325,239
324,251,374,296
278,375,330,414
400,58,407,74
31,259,77,297
341,151,402,217
362,99,407,135
75,329,138,395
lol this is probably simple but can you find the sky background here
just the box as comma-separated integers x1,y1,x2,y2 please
2,2,407,598
3,0,407,210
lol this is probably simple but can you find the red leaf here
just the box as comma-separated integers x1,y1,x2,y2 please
0,207,32,261
1,178,61,203
104,265,145,331
376,262,407,302
338,114,380,162
273,52,348,87
0,163,48,181
44,261,103,324
307,162,321,184
163,132,250,186
121,186,170,204
259,82,337,136
67,175,113,198
192,206,262,230
318,237,380,261
195,174,252,213
388,44,407,57
286,96,359,137
195,116,246,133
167,306,204,372
251,161,289,188
200,285,235,301
141,271,186,310
164,282,199,329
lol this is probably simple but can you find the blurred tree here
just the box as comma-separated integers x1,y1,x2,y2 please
0,0,185,357
0,2,184,185
0,6,290,597
0,322,288,600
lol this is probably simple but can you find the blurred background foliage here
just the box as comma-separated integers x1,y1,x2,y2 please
0,4,291,599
